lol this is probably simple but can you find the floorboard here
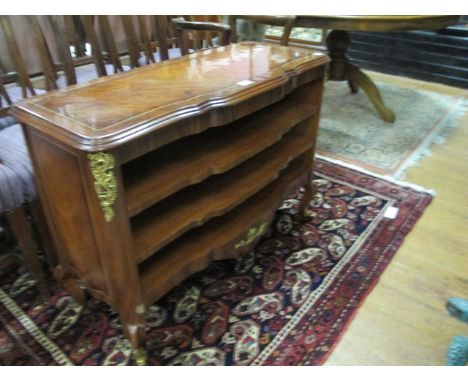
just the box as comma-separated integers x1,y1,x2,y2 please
325,71,468,365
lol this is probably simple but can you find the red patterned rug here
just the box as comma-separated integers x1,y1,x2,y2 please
0,158,432,366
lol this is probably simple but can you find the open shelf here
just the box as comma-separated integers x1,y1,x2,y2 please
131,118,314,263
123,95,318,217
139,155,310,305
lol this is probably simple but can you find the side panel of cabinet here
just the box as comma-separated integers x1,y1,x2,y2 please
25,130,107,296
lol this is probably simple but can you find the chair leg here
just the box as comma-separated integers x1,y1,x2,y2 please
4,206,49,298
0,252,17,269
0,215,14,244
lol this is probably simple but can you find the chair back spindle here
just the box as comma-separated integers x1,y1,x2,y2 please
0,16,36,97
171,17,231,56
229,15,296,46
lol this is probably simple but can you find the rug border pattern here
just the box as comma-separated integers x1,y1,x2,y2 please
0,288,73,365
0,159,433,366
252,171,394,365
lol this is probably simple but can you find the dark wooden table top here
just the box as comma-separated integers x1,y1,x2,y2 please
294,15,460,32
11,42,329,151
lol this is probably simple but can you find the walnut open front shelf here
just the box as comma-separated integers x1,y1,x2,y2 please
123,93,318,217
131,118,315,262
139,155,310,306
11,42,329,357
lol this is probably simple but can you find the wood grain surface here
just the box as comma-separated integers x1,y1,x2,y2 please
11,42,328,150
17,42,328,357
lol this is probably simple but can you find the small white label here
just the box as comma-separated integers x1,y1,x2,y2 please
384,206,399,219
236,80,255,86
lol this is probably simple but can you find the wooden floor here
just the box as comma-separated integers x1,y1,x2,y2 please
325,72,468,365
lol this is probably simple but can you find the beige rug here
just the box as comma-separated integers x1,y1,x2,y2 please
316,74,467,179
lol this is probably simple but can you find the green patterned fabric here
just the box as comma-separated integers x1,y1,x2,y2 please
318,79,467,178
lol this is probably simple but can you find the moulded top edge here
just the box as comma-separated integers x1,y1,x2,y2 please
11,42,329,149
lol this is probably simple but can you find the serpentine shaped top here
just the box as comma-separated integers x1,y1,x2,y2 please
10,42,328,151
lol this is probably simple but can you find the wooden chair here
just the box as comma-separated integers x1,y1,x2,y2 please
118,15,230,65
0,76,19,129
171,16,231,55
0,16,48,127
228,15,296,46
26,16,128,90
0,81,51,299
0,16,57,298
0,16,44,97
177,16,227,50
90,15,128,73
118,15,183,68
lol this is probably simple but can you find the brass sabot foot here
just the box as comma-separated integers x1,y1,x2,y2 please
133,348,147,366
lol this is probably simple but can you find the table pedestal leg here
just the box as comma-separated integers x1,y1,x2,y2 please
347,64,395,122
347,79,359,94
326,29,395,123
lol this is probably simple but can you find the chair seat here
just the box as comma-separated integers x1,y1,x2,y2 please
137,48,184,66
1,86,47,131
55,63,132,88
0,116,17,130
2,86,47,104
0,124,36,212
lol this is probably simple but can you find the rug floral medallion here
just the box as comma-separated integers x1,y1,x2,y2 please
0,159,432,366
